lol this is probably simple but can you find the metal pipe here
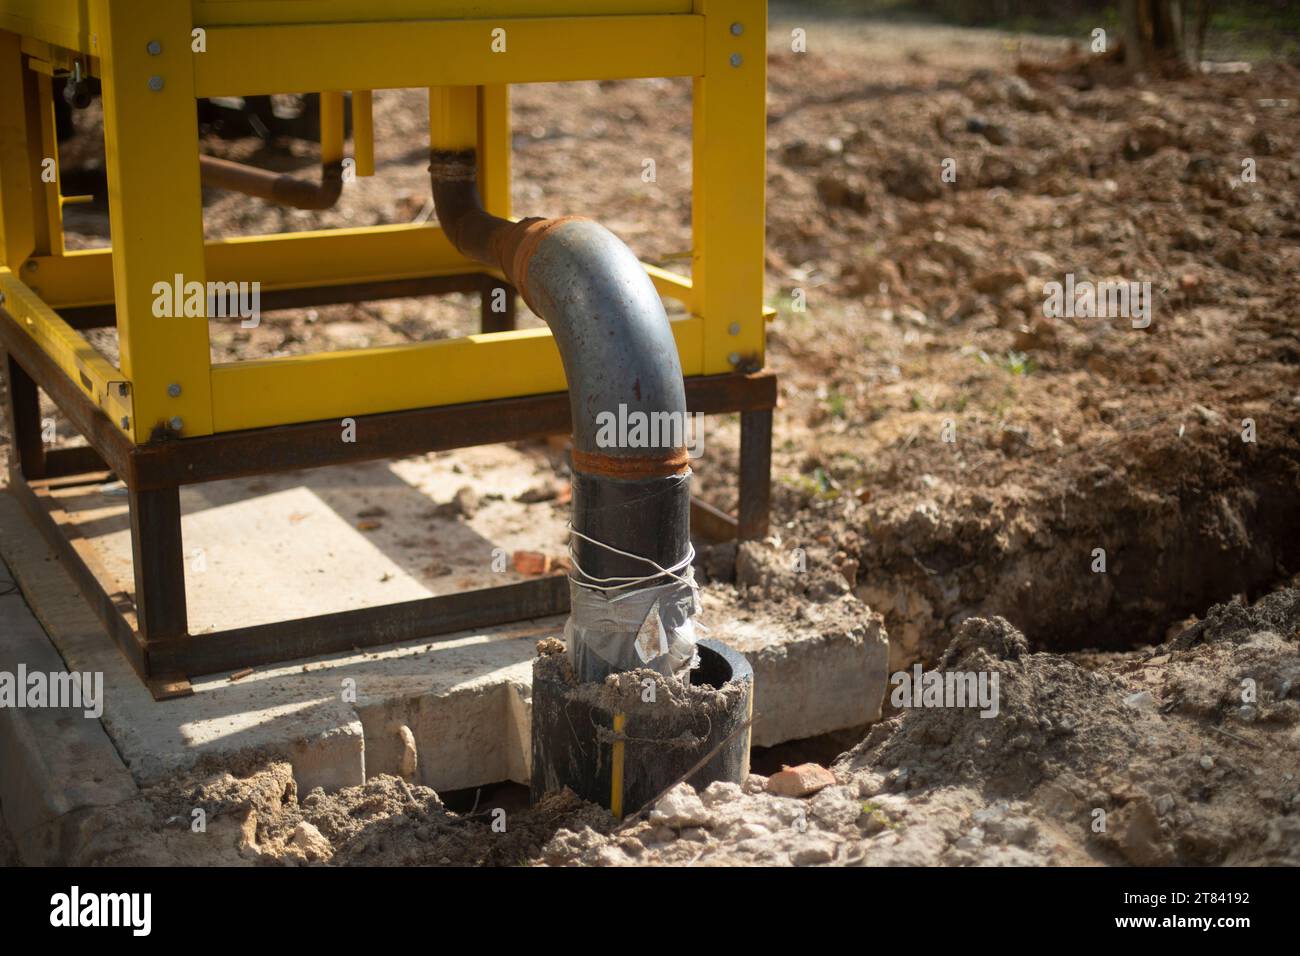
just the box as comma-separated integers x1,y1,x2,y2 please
198,155,344,211
430,148,694,683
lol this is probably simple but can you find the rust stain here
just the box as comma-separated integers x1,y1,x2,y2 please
571,447,689,480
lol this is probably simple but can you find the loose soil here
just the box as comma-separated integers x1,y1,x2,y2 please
1,16,1297,865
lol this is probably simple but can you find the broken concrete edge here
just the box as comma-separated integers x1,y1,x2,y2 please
0,562,139,865
710,593,890,747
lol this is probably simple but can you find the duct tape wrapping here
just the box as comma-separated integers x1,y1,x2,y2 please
566,570,701,683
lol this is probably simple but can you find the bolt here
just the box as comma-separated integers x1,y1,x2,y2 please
23,260,37,272
730,22,744,36
148,75,164,92
169,416,184,432
728,322,741,336
146,40,162,55
728,352,741,366
167,383,181,397
729,53,743,68
116,383,129,397
120,416,130,430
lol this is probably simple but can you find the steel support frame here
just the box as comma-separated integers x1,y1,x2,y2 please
0,1,767,440
0,0,771,697
2,299,775,697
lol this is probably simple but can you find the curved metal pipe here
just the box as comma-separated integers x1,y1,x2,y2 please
199,155,344,211
429,149,688,471
430,148,694,683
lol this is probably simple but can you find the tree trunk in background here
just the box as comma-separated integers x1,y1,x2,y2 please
1122,0,1211,71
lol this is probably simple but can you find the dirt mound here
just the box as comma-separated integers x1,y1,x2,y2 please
762,52,1300,667
535,589,1300,866
62,761,613,867
1171,587,1300,650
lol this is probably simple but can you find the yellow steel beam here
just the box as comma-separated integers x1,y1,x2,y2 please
0,29,38,272
192,16,704,97
26,224,482,309
19,35,100,77
34,72,63,255
0,2,102,57
0,268,131,425
351,90,375,178
98,0,213,441
429,86,478,150
25,226,703,312
478,85,511,219
644,263,693,311
319,90,345,165
691,0,766,373
209,317,704,432
191,1,694,25
18,46,53,257
28,238,700,312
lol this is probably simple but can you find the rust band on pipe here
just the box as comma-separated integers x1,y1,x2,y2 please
199,155,345,211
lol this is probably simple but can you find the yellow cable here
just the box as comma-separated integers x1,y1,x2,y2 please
610,712,626,819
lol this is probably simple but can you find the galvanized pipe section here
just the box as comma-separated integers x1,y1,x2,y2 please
430,148,695,683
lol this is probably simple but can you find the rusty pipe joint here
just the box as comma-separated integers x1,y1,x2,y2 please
430,149,696,683
199,155,345,211
428,149,687,466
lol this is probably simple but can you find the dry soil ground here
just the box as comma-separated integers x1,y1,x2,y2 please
1,15,1298,865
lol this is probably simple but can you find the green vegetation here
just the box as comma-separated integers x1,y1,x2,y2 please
977,348,1036,376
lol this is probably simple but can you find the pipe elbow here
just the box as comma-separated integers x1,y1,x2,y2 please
429,150,687,473
520,218,687,467
199,155,345,211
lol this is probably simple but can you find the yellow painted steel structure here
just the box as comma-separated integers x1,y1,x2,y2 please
0,0,767,443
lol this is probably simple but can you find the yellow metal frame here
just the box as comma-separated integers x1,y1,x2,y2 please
0,0,767,443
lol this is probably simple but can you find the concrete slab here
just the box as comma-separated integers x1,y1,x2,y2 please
46,445,571,633
0,556,138,865
0,448,887,805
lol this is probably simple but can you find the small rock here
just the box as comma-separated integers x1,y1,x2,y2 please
1200,755,1215,770
397,725,418,781
766,763,837,798
1124,690,1158,712
967,117,1014,145
536,637,565,657
973,266,1027,296
649,783,713,829
1112,799,1170,866
742,774,768,795
699,781,743,808
1191,404,1222,426
450,486,479,517
815,170,868,212
290,821,333,862
516,484,559,504
791,840,837,866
